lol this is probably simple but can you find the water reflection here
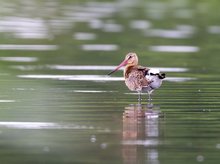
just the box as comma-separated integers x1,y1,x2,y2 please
122,104,163,164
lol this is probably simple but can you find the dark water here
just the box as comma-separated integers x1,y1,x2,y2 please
0,0,220,163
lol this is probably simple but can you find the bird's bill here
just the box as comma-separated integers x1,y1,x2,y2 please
108,59,128,75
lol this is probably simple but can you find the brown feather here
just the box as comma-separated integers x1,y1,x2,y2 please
124,65,150,91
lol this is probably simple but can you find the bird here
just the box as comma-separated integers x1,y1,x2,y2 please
108,52,165,104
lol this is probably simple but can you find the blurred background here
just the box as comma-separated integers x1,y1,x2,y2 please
0,0,220,163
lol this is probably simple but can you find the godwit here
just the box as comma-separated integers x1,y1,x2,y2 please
108,52,165,104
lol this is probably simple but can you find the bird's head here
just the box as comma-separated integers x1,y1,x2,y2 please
108,52,138,75
124,52,138,66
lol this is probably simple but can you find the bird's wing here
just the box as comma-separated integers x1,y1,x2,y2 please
137,65,149,70
137,65,150,76
135,66,151,87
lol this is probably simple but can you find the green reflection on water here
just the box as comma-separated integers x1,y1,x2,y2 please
0,0,220,163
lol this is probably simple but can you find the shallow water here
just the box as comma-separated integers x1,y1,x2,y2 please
0,0,220,163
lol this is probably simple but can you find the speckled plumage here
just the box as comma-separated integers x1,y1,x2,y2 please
124,65,149,92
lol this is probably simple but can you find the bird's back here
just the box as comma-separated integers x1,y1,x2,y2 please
124,65,150,92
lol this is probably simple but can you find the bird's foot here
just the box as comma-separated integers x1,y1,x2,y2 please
138,98,142,105
138,92,142,105
147,97,152,104
147,103,154,108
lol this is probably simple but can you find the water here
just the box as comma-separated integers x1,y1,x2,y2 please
0,0,220,163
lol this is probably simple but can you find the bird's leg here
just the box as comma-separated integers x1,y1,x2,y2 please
147,91,153,105
147,93,154,108
138,92,142,104
148,93,152,103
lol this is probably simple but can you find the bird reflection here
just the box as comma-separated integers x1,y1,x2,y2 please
122,104,163,164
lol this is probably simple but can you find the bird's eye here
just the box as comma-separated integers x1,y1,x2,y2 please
128,56,132,59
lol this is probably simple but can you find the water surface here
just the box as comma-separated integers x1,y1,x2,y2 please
0,0,220,164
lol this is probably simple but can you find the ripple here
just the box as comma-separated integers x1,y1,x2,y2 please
0,122,112,132
0,122,94,130
122,139,159,146
73,90,116,93
69,2,117,21
11,65,44,70
0,100,15,103
0,44,58,51
146,29,193,39
130,20,152,30
73,32,96,40
208,26,220,34
47,65,117,71
0,57,38,62
103,22,123,32
89,19,103,29
81,44,119,51
149,45,199,53
18,75,123,81
146,25,195,39
18,74,196,82
12,65,188,73
47,65,188,72
166,77,196,82
0,17,50,39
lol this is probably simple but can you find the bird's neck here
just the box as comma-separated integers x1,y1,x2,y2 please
123,64,137,78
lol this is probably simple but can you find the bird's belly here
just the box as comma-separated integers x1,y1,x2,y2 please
141,79,162,93
141,86,152,92
125,79,141,91
150,80,162,89
125,76,146,91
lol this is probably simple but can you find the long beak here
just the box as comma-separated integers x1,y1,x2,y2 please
108,59,128,75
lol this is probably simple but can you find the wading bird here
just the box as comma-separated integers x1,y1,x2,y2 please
108,52,165,104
